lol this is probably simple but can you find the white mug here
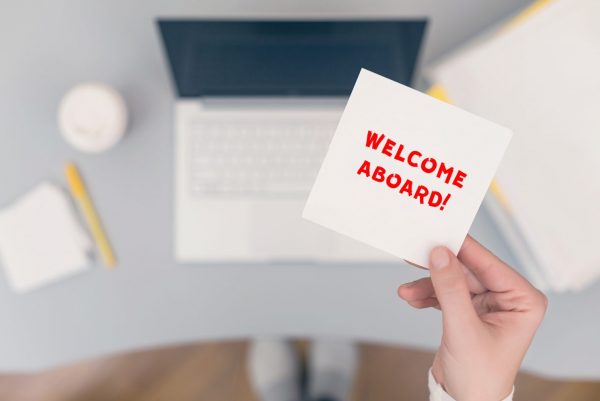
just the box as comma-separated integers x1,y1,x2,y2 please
58,82,128,153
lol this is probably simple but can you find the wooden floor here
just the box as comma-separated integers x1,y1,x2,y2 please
0,341,599,401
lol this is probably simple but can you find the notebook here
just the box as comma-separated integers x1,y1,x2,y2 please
0,182,92,293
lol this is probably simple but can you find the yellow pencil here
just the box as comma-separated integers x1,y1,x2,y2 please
65,162,117,268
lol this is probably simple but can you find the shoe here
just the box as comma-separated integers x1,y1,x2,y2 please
307,339,358,401
247,338,302,401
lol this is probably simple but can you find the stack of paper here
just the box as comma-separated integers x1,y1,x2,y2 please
430,0,600,291
0,182,92,293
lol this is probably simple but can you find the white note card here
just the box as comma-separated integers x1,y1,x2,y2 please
303,69,512,267
0,182,92,293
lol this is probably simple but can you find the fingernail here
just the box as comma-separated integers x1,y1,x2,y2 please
430,248,449,270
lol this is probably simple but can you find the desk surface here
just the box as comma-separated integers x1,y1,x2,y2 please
2,0,599,378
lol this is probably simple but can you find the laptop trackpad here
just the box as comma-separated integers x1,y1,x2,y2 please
250,202,336,259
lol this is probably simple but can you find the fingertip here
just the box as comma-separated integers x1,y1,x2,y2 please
397,284,409,299
458,235,478,256
464,234,476,246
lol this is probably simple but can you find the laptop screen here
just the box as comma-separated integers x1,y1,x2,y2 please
158,20,427,97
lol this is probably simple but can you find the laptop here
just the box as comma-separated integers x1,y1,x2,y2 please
157,20,427,262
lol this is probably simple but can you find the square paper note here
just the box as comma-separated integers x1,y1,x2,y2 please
303,69,512,267
0,182,92,292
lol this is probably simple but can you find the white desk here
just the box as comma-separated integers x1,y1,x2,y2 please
2,0,599,378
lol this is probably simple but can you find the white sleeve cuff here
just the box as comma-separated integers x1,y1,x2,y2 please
428,369,514,401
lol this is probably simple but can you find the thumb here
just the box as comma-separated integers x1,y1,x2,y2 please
429,247,479,329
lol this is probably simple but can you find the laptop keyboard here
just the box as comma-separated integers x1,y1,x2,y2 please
189,121,337,197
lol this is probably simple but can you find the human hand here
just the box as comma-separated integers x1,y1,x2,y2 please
397,236,547,401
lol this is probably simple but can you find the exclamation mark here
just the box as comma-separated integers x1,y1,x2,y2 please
440,194,451,211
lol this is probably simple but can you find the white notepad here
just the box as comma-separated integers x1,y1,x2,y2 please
430,0,600,291
303,69,511,267
0,182,92,293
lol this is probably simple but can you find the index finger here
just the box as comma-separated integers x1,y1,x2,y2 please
458,235,531,292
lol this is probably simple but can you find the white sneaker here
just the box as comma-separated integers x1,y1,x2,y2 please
307,339,358,401
247,338,302,401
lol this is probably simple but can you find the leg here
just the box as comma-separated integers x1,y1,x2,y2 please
248,338,302,401
307,339,358,401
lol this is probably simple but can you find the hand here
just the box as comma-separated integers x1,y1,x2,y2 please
397,236,547,401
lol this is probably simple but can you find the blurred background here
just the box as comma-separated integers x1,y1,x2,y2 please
1,0,599,400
